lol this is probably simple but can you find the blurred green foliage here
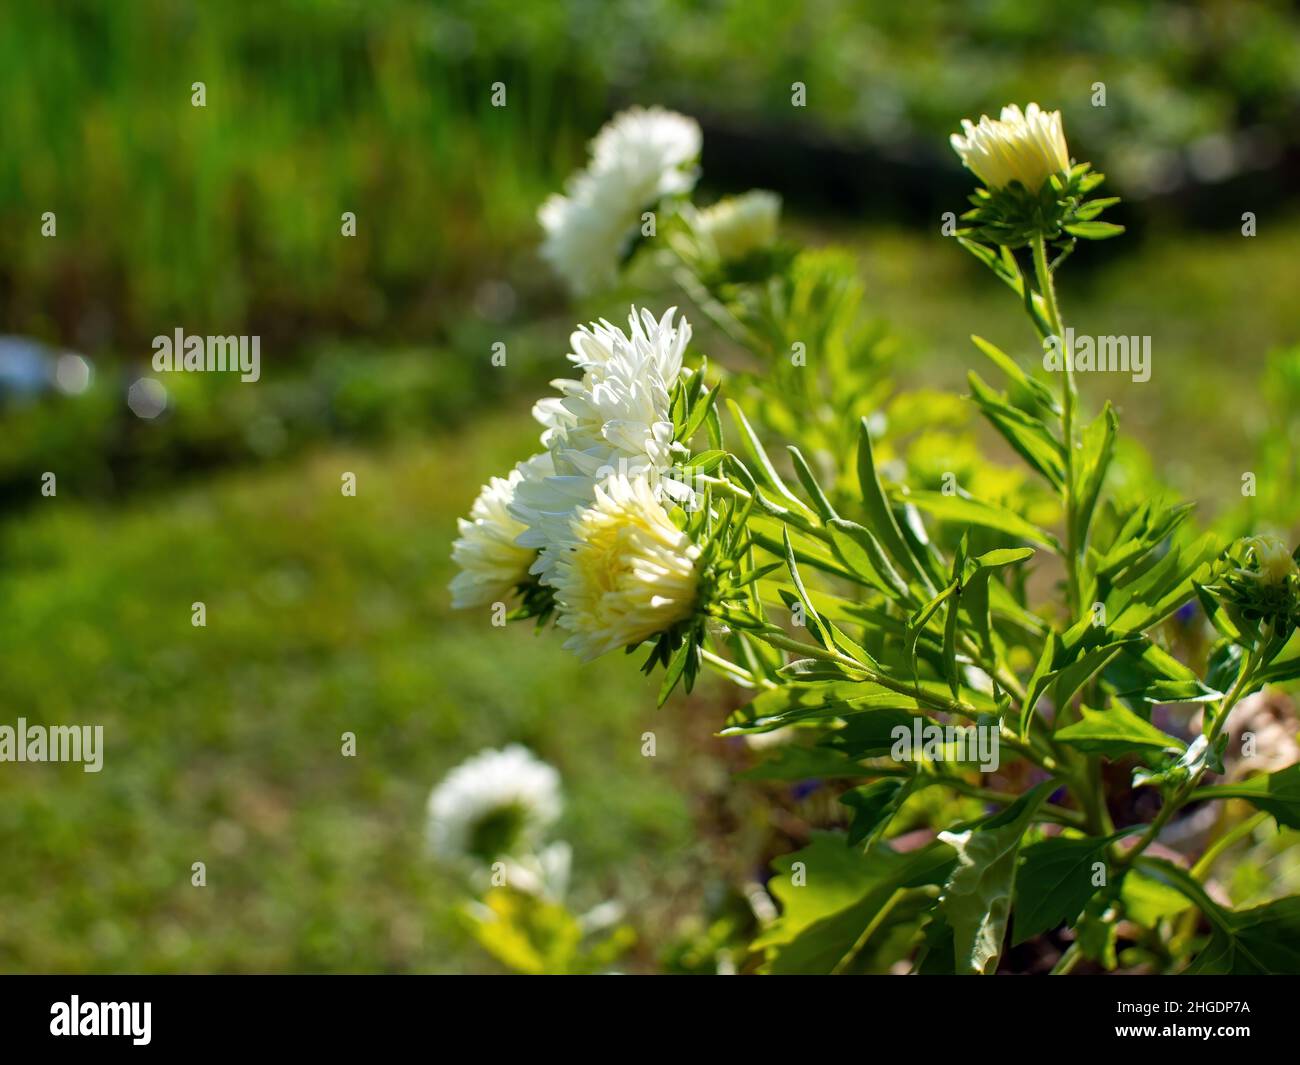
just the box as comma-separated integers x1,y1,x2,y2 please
0,412,708,972
4,0,1298,351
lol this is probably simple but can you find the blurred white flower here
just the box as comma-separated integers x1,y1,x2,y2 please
950,103,1069,193
449,452,553,608
500,840,573,900
690,190,781,260
550,472,701,661
539,107,701,295
510,307,693,584
427,745,562,863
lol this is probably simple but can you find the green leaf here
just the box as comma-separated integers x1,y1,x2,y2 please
826,518,911,599
1137,858,1300,974
855,417,924,582
1195,581,1243,642
1107,532,1220,632
1014,827,1143,944
895,489,1060,550
1190,764,1300,829
938,780,1055,974
657,638,693,706
942,538,967,697
961,547,1034,658
787,445,837,522
1063,220,1125,240
841,778,911,847
1120,868,1192,929
1185,895,1300,975
822,709,926,759
738,745,866,781
969,334,1060,416
723,679,922,733
757,834,955,974
727,399,810,516
781,526,828,647
1019,630,1059,736
1134,734,1226,790
968,372,1066,489
1075,892,1119,970
677,378,722,444
1106,641,1222,707
1055,703,1186,757
1014,836,1108,944
1072,402,1118,552
1050,633,1143,713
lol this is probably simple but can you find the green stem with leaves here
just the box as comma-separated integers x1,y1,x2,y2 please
1114,646,1261,870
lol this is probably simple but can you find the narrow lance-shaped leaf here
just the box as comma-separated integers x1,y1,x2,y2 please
855,417,926,583
787,445,837,522
1190,764,1300,830
728,399,814,518
895,488,1061,551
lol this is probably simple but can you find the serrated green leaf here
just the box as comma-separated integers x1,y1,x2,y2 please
939,780,1055,974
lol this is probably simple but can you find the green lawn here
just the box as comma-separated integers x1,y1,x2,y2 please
0,410,717,973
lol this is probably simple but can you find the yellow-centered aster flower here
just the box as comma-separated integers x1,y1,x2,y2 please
449,453,552,609
950,103,1070,193
551,473,701,661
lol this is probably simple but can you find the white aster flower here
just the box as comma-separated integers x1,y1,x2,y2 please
510,307,694,584
550,472,701,661
449,452,553,609
427,745,563,863
690,190,781,260
539,107,702,295
950,103,1070,193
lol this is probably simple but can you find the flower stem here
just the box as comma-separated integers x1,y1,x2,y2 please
1190,809,1269,881
1050,941,1083,975
1032,233,1080,616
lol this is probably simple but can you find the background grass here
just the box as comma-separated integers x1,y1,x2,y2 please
0,411,721,972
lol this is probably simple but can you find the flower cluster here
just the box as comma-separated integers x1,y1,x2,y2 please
539,107,701,295
450,301,706,660
427,747,633,972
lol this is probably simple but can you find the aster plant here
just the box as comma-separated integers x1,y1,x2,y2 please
450,105,1300,975
426,745,634,973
